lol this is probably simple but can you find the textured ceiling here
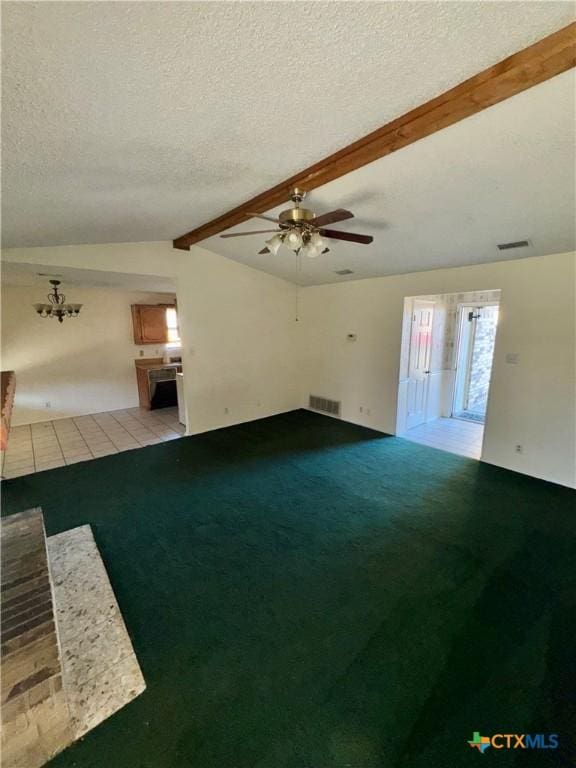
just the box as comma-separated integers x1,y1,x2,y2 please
207,71,576,285
1,262,176,293
2,1,574,256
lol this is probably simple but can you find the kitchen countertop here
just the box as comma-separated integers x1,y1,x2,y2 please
134,358,181,370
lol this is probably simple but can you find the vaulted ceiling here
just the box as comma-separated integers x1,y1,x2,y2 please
2,2,574,283
206,70,576,284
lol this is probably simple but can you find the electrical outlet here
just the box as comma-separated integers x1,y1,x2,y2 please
45,401,51,409
224,407,229,415
359,406,363,413
515,444,523,454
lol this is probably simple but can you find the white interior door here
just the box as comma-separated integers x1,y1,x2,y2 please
406,300,434,429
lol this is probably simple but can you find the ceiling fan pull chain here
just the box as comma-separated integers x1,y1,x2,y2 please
295,251,302,322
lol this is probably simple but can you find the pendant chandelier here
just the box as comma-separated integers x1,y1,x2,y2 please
33,280,82,323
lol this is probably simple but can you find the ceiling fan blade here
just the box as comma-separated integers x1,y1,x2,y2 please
309,209,354,227
220,230,278,239
320,228,373,245
246,213,280,224
258,247,271,254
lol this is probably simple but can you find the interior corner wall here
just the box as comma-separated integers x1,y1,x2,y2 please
1,284,175,424
298,251,576,489
1,242,300,435
175,246,299,435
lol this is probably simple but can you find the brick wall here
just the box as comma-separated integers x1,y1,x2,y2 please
1,509,73,768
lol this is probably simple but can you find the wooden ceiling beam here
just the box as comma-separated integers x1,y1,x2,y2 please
173,22,576,250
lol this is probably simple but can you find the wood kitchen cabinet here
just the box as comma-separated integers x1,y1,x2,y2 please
135,364,152,410
131,304,175,344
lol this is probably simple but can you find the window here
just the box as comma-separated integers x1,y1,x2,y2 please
166,307,180,343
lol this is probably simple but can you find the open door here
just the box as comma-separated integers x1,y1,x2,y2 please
406,300,434,430
453,304,498,423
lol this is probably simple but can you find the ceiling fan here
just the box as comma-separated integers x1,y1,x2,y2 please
219,188,373,258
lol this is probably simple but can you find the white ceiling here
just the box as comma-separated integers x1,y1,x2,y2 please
2,2,574,274
1,262,176,293
208,70,576,284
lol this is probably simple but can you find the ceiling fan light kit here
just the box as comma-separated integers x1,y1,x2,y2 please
265,233,283,255
300,242,319,259
221,188,373,258
284,228,303,252
310,231,324,250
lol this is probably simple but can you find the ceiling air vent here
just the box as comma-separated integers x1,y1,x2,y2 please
309,395,341,417
497,240,530,251
335,269,354,275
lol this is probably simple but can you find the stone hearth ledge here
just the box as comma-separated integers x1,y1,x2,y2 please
47,525,145,739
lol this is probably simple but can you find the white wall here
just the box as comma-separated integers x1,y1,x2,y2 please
3,244,574,488
299,251,576,488
1,283,176,424
174,247,299,434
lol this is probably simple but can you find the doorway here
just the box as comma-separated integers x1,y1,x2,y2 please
397,289,501,459
452,304,499,424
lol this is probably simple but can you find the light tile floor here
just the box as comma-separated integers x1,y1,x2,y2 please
1,407,184,480
402,417,484,460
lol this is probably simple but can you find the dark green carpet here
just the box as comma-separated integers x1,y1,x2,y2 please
2,410,575,768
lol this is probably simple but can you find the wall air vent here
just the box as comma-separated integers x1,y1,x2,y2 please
309,395,341,417
497,240,530,251
335,269,354,275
